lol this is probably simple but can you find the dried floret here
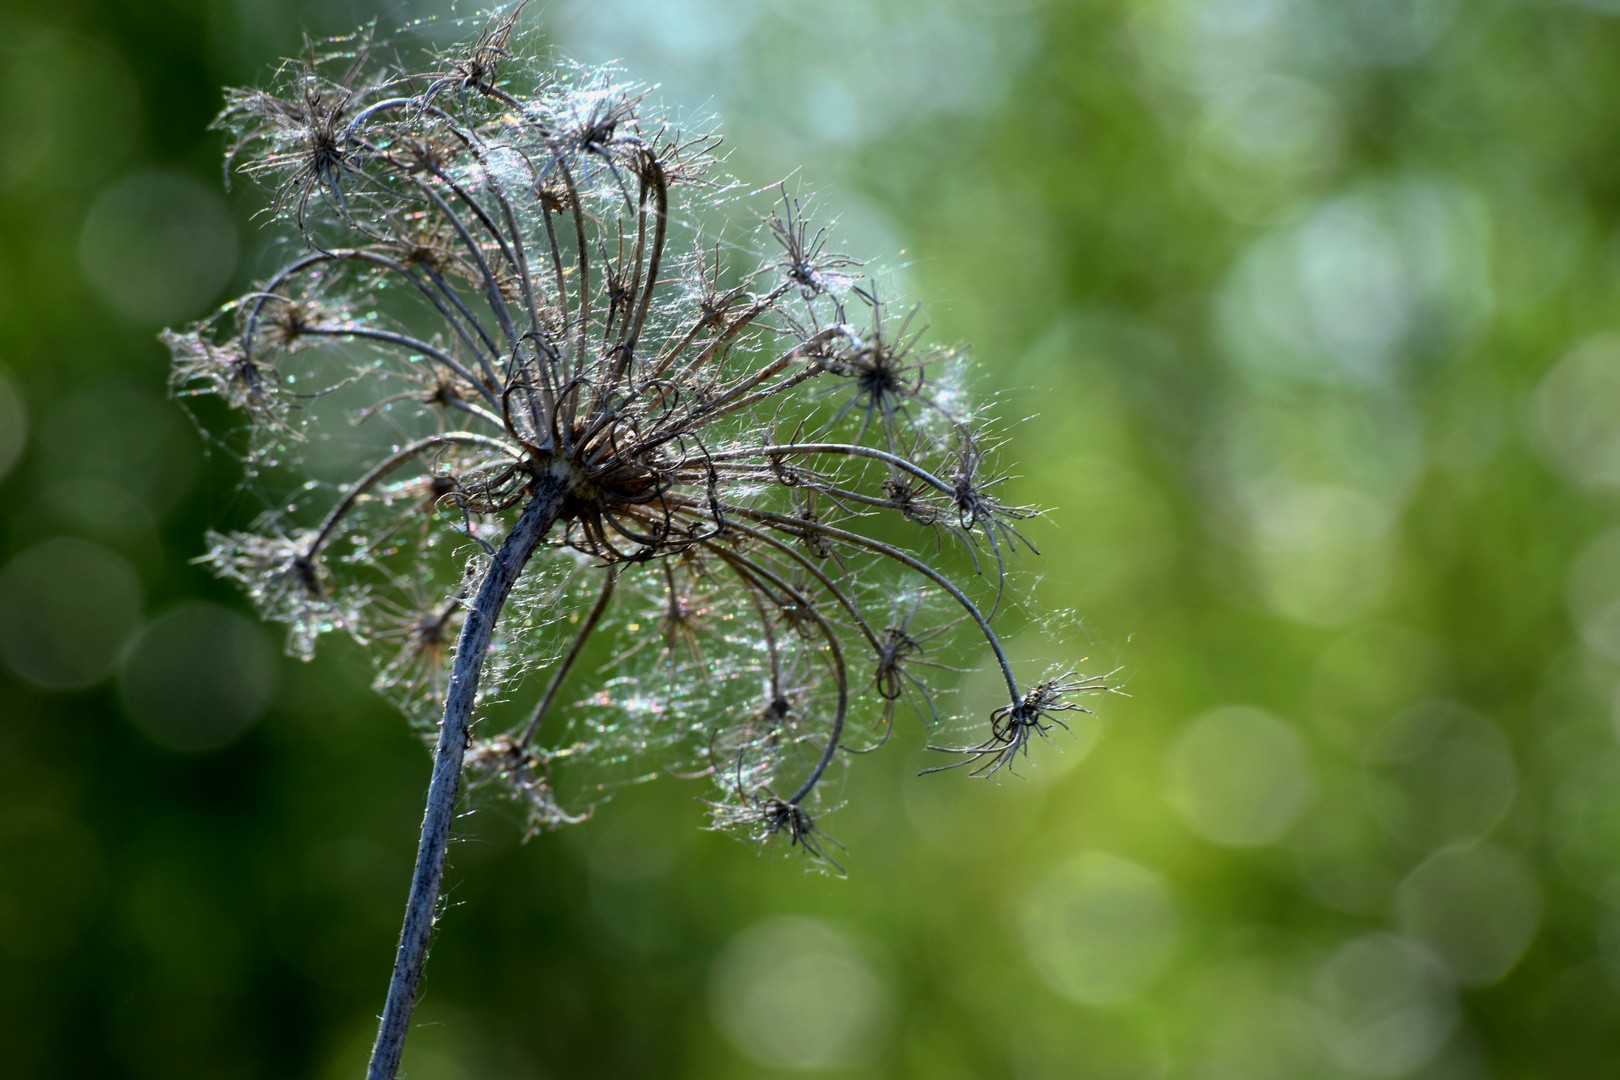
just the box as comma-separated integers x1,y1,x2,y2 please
924,672,1112,779
163,327,283,415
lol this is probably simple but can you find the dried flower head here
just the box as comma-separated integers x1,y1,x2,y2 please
165,10,1106,1079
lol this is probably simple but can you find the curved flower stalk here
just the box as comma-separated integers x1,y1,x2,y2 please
165,11,1106,1080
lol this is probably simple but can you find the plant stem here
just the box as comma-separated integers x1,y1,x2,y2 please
367,471,569,1080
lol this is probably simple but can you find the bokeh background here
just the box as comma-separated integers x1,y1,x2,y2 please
6,0,1620,1076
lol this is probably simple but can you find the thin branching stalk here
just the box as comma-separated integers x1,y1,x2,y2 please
370,470,567,1080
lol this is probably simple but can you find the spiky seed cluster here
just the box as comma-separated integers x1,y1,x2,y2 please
925,674,1112,780
167,14,1101,867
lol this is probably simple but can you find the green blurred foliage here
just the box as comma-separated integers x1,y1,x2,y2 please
5,0,1620,1077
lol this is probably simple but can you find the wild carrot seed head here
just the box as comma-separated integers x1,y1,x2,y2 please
168,8,1104,867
